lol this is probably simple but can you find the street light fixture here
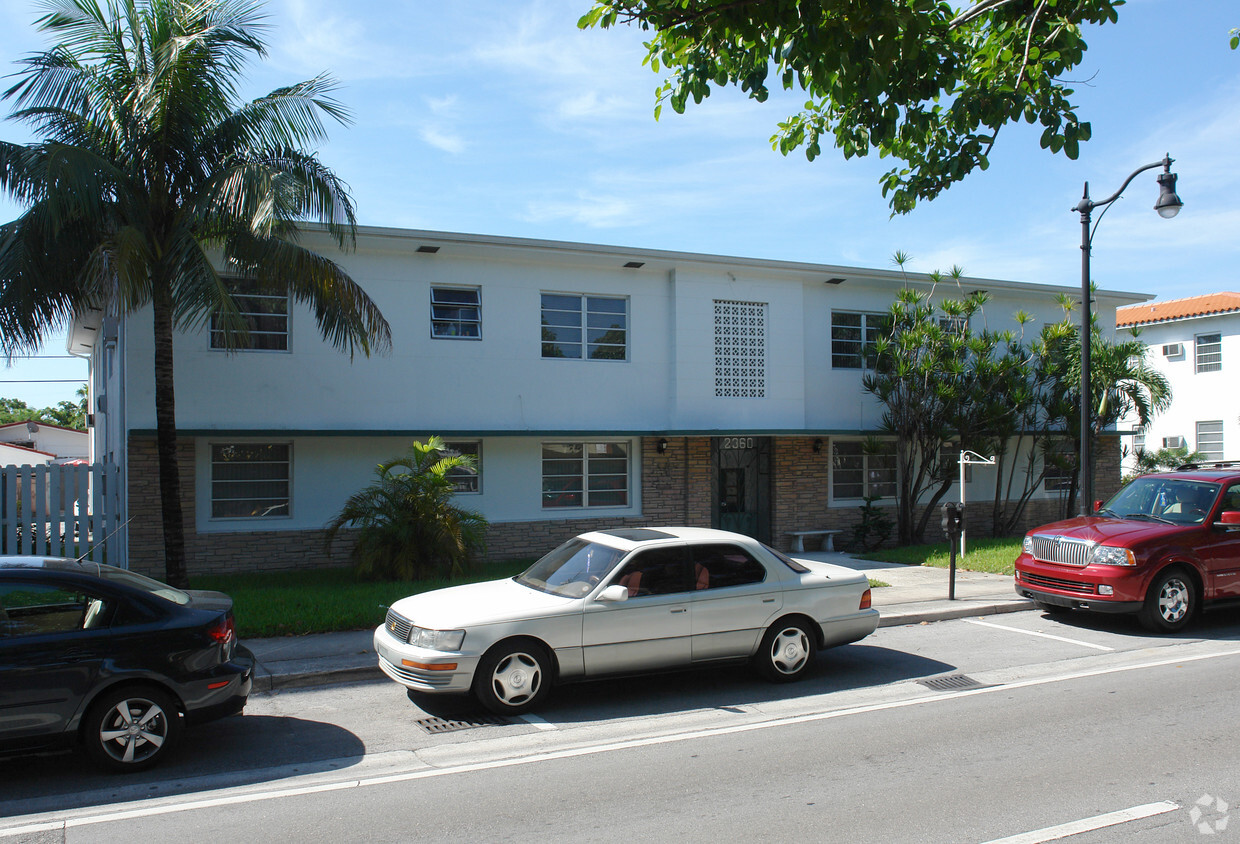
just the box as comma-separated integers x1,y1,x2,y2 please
1073,154,1182,516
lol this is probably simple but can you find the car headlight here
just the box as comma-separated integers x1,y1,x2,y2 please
408,627,466,651
1090,545,1136,567
1022,535,1033,553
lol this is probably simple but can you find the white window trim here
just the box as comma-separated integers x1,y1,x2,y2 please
540,293,629,362
831,310,889,371
430,286,482,340
1195,332,1222,373
829,439,898,504
209,277,292,354
541,440,632,510
208,441,293,521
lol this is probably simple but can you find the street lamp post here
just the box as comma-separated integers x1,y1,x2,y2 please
1073,154,1182,516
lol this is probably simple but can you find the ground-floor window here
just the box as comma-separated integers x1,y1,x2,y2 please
442,441,481,493
210,443,291,518
1197,420,1224,462
542,441,629,508
831,440,896,500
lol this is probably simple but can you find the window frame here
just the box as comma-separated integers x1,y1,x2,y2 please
541,440,631,509
430,286,482,340
1196,420,1224,462
1195,332,1222,373
831,311,890,370
540,293,628,361
209,442,292,520
442,440,482,494
1042,440,1075,492
830,440,897,502
209,277,291,353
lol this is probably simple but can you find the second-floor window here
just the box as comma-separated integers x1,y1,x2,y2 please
1196,333,1222,373
431,287,481,339
832,311,889,369
541,294,627,360
210,278,289,351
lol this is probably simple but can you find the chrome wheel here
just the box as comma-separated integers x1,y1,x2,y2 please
1139,568,1196,633
474,642,551,715
84,688,181,772
1156,576,1191,624
756,619,817,682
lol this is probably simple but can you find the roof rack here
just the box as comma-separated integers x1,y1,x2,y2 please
1174,461,1240,471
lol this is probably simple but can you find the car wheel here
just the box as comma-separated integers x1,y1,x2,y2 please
473,641,551,715
83,686,183,772
1138,568,1196,633
755,619,818,682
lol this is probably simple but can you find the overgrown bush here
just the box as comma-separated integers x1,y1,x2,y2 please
852,494,893,551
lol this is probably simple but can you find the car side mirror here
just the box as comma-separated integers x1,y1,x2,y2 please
596,584,629,603
1214,511,1240,532
1093,499,1105,513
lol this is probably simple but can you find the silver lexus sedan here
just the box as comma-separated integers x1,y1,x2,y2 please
374,527,878,715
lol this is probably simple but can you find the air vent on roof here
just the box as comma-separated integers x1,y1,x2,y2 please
416,245,440,254
1162,343,1184,358
1163,436,1186,449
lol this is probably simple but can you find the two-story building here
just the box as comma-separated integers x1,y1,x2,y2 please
71,227,1148,576
1117,293,1240,472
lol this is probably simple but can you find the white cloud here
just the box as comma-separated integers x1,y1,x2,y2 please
419,126,467,155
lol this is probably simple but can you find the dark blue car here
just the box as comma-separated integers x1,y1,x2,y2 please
0,556,254,772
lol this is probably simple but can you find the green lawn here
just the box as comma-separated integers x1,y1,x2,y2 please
191,560,530,639
855,536,1023,576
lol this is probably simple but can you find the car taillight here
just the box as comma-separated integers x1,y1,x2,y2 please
207,615,236,645
859,588,872,610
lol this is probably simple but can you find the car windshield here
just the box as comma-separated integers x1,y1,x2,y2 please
516,539,627,598
1103,477,1221,526
90,562,192,605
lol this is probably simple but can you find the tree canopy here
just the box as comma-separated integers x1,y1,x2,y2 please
581,0,1125,213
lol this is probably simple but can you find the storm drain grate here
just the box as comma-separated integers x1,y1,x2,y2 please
916,673,988,692
413,714,508,734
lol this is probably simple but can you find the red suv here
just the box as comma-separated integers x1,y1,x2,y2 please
1015,466,1240,632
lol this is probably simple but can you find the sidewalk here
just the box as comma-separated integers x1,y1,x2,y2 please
246,552,1029,692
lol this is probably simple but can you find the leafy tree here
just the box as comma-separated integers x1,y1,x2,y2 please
0,392,86,428
0,397,39,425
325,438,489,581
1124,444,1203,484
581,0,1121,213
0,0,391,586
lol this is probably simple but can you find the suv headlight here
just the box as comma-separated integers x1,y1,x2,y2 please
409,627,466,651
1090,545,1136,567
1022,535,1033,554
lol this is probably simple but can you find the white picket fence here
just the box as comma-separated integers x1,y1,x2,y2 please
0,463,124,565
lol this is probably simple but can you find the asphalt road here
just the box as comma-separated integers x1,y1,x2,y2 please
4,607,1240,842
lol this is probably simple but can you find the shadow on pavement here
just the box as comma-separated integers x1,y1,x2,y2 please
1027,602,1240,641
412,642,957,725
0,714,366,818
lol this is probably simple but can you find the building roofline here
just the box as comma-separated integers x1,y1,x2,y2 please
1117,292,1240,327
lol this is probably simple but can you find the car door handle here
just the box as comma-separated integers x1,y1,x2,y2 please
670,608,688,614
762,598,776,603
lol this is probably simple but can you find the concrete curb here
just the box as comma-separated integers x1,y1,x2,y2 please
877,598,1034,628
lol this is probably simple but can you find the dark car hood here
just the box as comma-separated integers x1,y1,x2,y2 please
1029,515,1189,545
183,589,234,613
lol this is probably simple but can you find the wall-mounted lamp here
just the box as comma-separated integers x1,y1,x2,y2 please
812,438,823,454
657,438,669,454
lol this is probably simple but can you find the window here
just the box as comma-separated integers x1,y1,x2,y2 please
442,441,481,493
210,278,289,351
940,442,971,483
1042,440,1075,491
542,442,630,508
612,547,691,597
831,441,896,500
714,300,767,397
210,443,290,518
831,312,889,369
939,315,970,334
0,583,112,637
691,544,766,589
431,287,481,339
1197,421,1224,462
1196,333,1222,373
541,294,627,360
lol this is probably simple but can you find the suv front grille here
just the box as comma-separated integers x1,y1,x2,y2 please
1023,572,1096,595
1028,534,1095,567
384,609,413,643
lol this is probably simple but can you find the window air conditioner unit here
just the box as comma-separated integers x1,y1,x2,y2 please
1162,436,1186,449
1162,343,1185,358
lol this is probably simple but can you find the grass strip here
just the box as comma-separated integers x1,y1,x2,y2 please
855,536,1022,576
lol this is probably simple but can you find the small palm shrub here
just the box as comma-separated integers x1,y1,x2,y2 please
325,438,488,580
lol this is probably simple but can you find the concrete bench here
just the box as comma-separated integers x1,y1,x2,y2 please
788,529,843,553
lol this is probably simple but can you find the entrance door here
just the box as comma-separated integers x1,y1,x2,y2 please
712,436,771,543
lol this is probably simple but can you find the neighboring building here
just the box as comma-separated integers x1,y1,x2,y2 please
70,227,1147,576
1117,293,1240,473
0,421,89,465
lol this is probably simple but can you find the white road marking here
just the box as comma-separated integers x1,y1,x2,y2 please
4,647,1237,837
962,618,1116,651
520,713,558,731
980,800,1180,843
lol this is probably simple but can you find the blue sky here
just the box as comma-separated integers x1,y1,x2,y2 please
2,0,1237,408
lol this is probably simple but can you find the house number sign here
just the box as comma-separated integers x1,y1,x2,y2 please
720,437,757,450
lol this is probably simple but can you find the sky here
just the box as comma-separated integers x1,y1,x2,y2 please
1,0,1236,409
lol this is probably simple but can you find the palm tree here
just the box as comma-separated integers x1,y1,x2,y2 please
325,438,489,581
0,0,391,586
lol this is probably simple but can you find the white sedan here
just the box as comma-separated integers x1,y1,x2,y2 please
374,527,878,714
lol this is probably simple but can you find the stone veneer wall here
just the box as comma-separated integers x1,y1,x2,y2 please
124,433,1123,577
